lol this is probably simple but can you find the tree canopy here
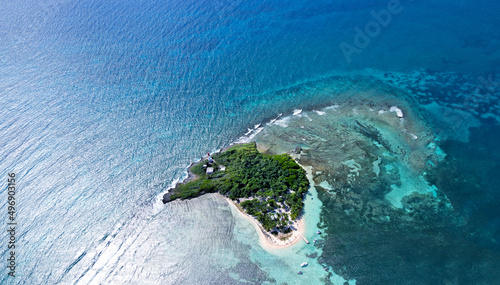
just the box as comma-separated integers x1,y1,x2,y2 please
165,142,309,232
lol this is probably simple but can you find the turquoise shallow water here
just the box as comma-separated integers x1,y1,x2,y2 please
1,0,499,284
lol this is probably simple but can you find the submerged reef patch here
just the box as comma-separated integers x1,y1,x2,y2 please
250,74,500,283
255,89,449,213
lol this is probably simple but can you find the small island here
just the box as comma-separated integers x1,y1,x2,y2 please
163,142,309,236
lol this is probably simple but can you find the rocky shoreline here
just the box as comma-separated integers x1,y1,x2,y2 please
161,143,243,203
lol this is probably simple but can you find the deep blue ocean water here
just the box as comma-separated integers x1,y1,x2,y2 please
1,0,499,284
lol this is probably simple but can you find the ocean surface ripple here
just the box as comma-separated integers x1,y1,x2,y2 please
1,0,499,284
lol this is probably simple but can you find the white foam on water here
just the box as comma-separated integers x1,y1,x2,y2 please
324,104,339,111
293,109,302,116
403,130,418,139
234,120,271,144
152,177,183,215
389,106,404,118
272,116,291,128
318,180,333,190
151,195,166,216
157,176,184,209
169,177,180,191
313,110,325,115
235,125,265,143
269,113,283,124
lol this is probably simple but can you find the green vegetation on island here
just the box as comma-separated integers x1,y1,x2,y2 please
163,142,309,233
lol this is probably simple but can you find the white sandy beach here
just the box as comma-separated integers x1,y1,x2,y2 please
221,195,307,250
